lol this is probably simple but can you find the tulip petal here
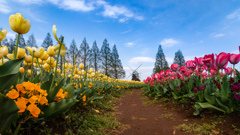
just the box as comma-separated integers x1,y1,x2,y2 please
52,25,60,43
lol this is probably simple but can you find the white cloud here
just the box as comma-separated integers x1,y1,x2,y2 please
121,29,131,34
211,33,225,38
119,18,128,23
128,57,155,64
227,9,240,20
125,42,134,47
0,0,11,13
160,38,179,47
13,0,43,4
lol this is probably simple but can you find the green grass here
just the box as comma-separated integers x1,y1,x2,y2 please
143,99,157,106
34,90,125,135
176,123,220,135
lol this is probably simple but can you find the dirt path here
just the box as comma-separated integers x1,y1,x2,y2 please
115,89,189,135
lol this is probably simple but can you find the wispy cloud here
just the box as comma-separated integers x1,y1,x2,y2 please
165,57,173,65
121,29,131,34
211,33,225,38
160,38,179,47
6,32,16,39
0,0,11,13
227,9,240,20
128,57,155,64
125,42,134,47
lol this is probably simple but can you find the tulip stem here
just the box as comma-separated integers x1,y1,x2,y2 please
64,57,65,78
31,51,34,81
50,37,64,90
2,58,3,64
14,33,20,59
37,58,43,81
71,54,77,83
233,64,235,78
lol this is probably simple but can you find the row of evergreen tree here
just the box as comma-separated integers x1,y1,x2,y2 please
0,33,125,79
153,45,185,74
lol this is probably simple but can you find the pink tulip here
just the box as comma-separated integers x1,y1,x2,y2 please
195,57,204,66
170,64,179,71
224,67,233,75
229,54,240,65
203,54,215,67
215,52,230,69
179,66,187,73
185,60,196,70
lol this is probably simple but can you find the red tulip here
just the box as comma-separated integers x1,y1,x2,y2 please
202,53,215,67
195,57,204,66
224,67,233,75
215,52,230,69
179,66,187,73
170,63,179,71
229,54,240,65
185,60,195,70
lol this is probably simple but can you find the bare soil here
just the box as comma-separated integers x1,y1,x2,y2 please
113,89,240,135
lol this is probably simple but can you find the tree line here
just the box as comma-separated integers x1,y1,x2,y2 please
153,45,185,74
0,33,125,79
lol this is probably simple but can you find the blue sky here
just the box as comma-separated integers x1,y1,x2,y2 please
1,0,240,80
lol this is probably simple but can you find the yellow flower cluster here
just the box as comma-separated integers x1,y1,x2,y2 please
54,88,68,102
6,82,48,118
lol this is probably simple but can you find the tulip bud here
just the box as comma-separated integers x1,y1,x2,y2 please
68,74,71,78
1,46,8,56
79,63,84,69
17,48,25,59
47,46,57,56
0,50,3,59
61,73,64,77
25,55,32,63
19,67,24,73
47,57,54,65
9,13,31,34
27,69,31,75
40,51,49,60
74,74,79,79
0,29,8,42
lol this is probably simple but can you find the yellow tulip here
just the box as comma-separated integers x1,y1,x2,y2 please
52,25,60,43
25,47,44,58
1,46,8,56
54,43,66,57
23,61,31,66
47,57,54,65
7,47,25,60
74,74,79,79
79,63,84,69
0,50,3,59
19,67,24,73
40,51,49,60
0,29,8,42
24,55,32,63
47,46,57,56
9,13,31,34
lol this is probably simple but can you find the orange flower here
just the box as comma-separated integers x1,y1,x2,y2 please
15,97,27,113
83,103,87,106
82,95,86,102
27,103,41,118
38,95,48,105
16,84,26,94
28,96,38,104
79,83,82,88
6,89,19,99
54,88,68,102
22,81,35,91
39,89,48,97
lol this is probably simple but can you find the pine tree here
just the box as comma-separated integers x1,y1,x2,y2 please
79,38,91,70
2,38,9,47
14,34,26,48
41,33,53,50
27,34,38,48
110,44,125,79
100,39,112,76
68,39,79,65
173,50,185,67
8,38,15,53
153,45,169,74
90,40,101,71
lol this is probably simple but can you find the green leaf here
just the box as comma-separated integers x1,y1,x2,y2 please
0,58,24,91
32,74,40,83
0,93,19,134
198,102,225,113
63,83,77,99
42,72,50,82
193,104,201,115
89,93,104,101
47,79,65,102
40,99,78,119
215,98,232,113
